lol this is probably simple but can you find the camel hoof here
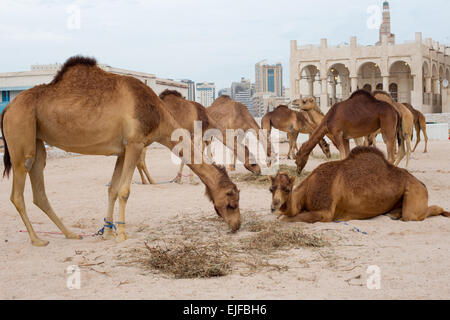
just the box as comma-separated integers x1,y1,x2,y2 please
66,233,82,240
229,165,236,172
115,232,128,243
32,238,50,247
102,230,115,240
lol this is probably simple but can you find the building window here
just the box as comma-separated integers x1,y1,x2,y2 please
268,69,275,93
363,84,372,92
376,83,383,90
2,91,10,102
389,83,398,101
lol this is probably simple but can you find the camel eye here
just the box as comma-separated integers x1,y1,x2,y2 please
282,187,291,193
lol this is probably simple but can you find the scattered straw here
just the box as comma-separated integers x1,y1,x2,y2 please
233,165,309,186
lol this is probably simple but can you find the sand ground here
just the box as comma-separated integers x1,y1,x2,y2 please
0,141,449,300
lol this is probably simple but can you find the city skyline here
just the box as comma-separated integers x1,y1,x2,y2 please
0,0,449,91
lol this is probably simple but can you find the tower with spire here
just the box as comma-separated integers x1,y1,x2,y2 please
377,1,395,45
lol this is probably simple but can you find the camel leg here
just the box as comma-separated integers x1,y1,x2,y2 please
114,144,143,242
380,129,396,164
334,133,346,160
29,140,81,240
280,210,332,223
404,134,412,168
354,138,364,147
411,122,421,153
421,118,429,153
141,163,154,184
288,132,299,159
11,162,49,247
137,166,148,185
394,137,406,167
102,154,124,240
174,161,184,184
229,136,237,171
343,139,350,158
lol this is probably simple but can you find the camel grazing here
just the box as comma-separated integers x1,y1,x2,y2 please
295,90,399,175
403,103,429,153
292,97,365,147
373,91,414,167
261,105,331,160
271,147,449,223
1,56,241,247
158,90,261,183
207,95,272,170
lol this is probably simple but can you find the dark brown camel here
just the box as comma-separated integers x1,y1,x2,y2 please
261,105,331,160
295,90,399,175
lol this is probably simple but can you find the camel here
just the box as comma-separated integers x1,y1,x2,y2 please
271,147,450,223
261,105,331,160
158,90,261,183
295,90,399,175
372,91,414,167
403,103,429,153
207,95,272,170
1,56,241,247
292,97,365,147
136,148,154,184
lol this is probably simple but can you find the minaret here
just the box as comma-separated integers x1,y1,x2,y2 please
377,1,395,45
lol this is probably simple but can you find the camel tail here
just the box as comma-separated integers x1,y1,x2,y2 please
426,206,450,218
1,109,12,179
396,112,403,147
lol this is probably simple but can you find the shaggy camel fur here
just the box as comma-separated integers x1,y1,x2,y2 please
158,90,261,183
1,56,241,247
404,103,429,153
292,97,365,147
271,147,450,223
208,95,272,170
373,91,414,168
261,105,331,160
295,90,399,175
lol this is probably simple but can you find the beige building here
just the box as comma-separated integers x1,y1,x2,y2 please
289,2,450,114
0,63,188,113
196,82,216,107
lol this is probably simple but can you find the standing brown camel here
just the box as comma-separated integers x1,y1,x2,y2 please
295,90,399,175
207,95,272,170
292,97,365,147
271,147,449,223
403,103,429,153
372,91,414,167
261,105,331,160
158,90,261,183
1,56,241,247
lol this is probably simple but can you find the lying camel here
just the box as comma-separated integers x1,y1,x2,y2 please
160,91,261,183
261,105,331,160
271,147,449,223
295,90,399,175
403,103,429,153
373,91,414,167
208,95,273,170
1,56,242,246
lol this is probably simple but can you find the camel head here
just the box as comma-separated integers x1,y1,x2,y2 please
244,163,262,175
205,166,241,232
295,145,310,175
293,97,317,111
269,173,295,215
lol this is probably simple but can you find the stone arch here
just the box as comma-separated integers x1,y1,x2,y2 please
389,60,412,103
299,64,321,99
328,63,351,103
357,62,382,92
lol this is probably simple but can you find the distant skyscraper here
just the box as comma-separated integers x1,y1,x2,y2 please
230,77,254,114
218,88,231,97
181,79,196,101
255,60,283,97
196,82,216,107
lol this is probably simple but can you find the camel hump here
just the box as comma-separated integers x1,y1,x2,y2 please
347,146,387,161
51,56,97,85
159,89,183,100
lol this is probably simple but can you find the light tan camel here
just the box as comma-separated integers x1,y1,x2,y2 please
295,90,399,175
372,91,414,168
292,97,365,147
261,105,331,160
1,56,241,247
158,90,261,183
271,147,449,222
207,95,272,170
404,103,429,153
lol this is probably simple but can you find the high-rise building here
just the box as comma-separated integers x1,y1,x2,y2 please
196,82,216,107
255,60,283,97
218,88,231,97
181,79,196,101
377,1,395,45
230,77,254,115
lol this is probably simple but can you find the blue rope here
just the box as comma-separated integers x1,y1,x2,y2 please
97,218,117,236
334,221,368,235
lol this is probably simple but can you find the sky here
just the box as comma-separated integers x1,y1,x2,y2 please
0,0,449,90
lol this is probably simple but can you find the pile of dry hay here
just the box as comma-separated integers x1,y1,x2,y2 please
139,213,328,279
233,165,309,186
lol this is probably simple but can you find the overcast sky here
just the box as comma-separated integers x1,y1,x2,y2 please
0,0,449,90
